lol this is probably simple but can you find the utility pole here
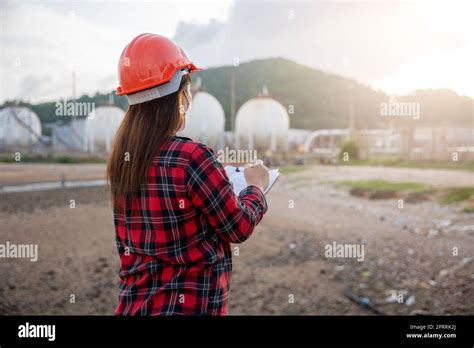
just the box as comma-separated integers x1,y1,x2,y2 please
348,84,355,138
71,70,76,151
230,68,236,133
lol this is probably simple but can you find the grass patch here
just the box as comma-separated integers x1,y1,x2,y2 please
286,176,317,189
278,165,309,175
462,204,474,213
335,158,474,171
337,179,474,205
439,188,474,204
338,179,428,192
55,156,76,164
0,154,106,164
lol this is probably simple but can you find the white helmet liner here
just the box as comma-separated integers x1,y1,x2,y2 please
126,69,189,105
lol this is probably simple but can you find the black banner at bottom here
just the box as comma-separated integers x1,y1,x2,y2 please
0,315,472,346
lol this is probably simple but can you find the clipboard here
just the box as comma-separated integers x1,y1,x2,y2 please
224,166,280,195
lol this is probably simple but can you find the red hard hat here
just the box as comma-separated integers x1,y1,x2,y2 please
116,33,201,100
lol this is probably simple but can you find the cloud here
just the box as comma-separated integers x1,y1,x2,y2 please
1,0,472,101
17,75,53,100
1,2,138,102
0,1,233,102
174,19,225,49
173,0,472,96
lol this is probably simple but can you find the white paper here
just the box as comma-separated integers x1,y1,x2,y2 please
224,166,279,195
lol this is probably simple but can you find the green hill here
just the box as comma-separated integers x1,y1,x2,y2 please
194,58,473,130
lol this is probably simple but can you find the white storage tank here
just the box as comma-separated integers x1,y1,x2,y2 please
235,93,289,152
84,105,124,153
0,106,42,148
51,119,86,153
179,91,225,150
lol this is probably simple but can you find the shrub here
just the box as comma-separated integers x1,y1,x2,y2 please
338,139,359,161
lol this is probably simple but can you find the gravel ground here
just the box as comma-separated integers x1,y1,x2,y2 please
0,165,473,315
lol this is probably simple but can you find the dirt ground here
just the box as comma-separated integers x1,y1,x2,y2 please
0,164,473,315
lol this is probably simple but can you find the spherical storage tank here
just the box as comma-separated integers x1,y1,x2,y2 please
84,106,124,153
179,91,225,150
235,96,289,152
0,106,42,148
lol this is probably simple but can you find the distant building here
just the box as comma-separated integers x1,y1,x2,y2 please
303,126,474,160
304,129,349,156
84,106,124,154
51,119,86,153
235,88,289,153
288,128,312,152
0,106,42,151
411,127,474,160
179,91,225,150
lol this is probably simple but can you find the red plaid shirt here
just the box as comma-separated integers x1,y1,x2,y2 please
113,135,268,315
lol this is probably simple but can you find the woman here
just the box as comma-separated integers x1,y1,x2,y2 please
108,33,269,315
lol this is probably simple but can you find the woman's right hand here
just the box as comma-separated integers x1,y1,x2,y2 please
244,160,269,192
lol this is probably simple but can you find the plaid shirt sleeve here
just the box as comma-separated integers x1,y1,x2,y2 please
186,144,268,244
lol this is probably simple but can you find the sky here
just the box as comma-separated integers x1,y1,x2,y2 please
1,0,473,103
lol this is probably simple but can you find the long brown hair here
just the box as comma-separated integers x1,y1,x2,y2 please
107,75,190,201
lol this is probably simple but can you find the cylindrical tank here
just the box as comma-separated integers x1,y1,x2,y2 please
234,96,289,152
0,106,42,148
84,106,124,153
179,91,225,150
